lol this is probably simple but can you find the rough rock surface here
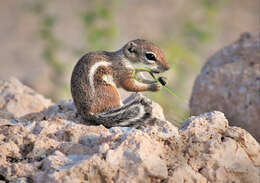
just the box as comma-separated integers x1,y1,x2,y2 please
0,78,260,183
190,32,260,142
0,77,53,118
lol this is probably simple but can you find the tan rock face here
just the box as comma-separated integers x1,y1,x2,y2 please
0,77,53,118
190,32,260,142
0,78,260,183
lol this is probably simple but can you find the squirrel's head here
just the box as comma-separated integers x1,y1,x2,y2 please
122,39,170,73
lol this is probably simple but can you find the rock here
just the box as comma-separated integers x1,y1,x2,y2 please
0,78,260,182
190,32,260,142
40,151,71,171
0,77,53,118
0,111,15,120
169,164,207,183
179,111,260,183
9,177,30,183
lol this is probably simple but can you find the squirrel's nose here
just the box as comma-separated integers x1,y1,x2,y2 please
162,62,170,71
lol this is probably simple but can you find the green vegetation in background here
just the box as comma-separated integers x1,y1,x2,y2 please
27,0,118,101
40,16,64,75
81,0,118,52
27,1,70,101
183,0,223,50
40,15,71,100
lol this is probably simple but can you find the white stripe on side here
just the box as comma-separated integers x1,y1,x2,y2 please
89,61,112,93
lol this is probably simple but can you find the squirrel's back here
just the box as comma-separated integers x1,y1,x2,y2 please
71,51,122,118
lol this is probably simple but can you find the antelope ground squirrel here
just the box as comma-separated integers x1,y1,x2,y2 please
71,39,170,127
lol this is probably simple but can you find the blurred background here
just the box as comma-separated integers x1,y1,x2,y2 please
0,0,259,124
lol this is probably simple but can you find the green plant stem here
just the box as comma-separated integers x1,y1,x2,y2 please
134,67,188,104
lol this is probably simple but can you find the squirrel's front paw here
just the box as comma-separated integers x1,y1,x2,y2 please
149,83,162,92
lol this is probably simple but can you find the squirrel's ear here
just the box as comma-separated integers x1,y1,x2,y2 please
126,41,137,53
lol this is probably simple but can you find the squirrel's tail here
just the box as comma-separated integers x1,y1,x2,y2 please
86,93,156,128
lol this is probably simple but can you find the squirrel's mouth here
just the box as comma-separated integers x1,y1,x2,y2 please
135,69,160,84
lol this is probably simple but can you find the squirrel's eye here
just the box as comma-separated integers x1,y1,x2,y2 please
145,52,156,61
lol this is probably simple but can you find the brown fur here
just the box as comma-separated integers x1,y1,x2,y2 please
71,39,170,125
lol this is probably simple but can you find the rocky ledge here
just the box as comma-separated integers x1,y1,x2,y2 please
0,78,260,183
